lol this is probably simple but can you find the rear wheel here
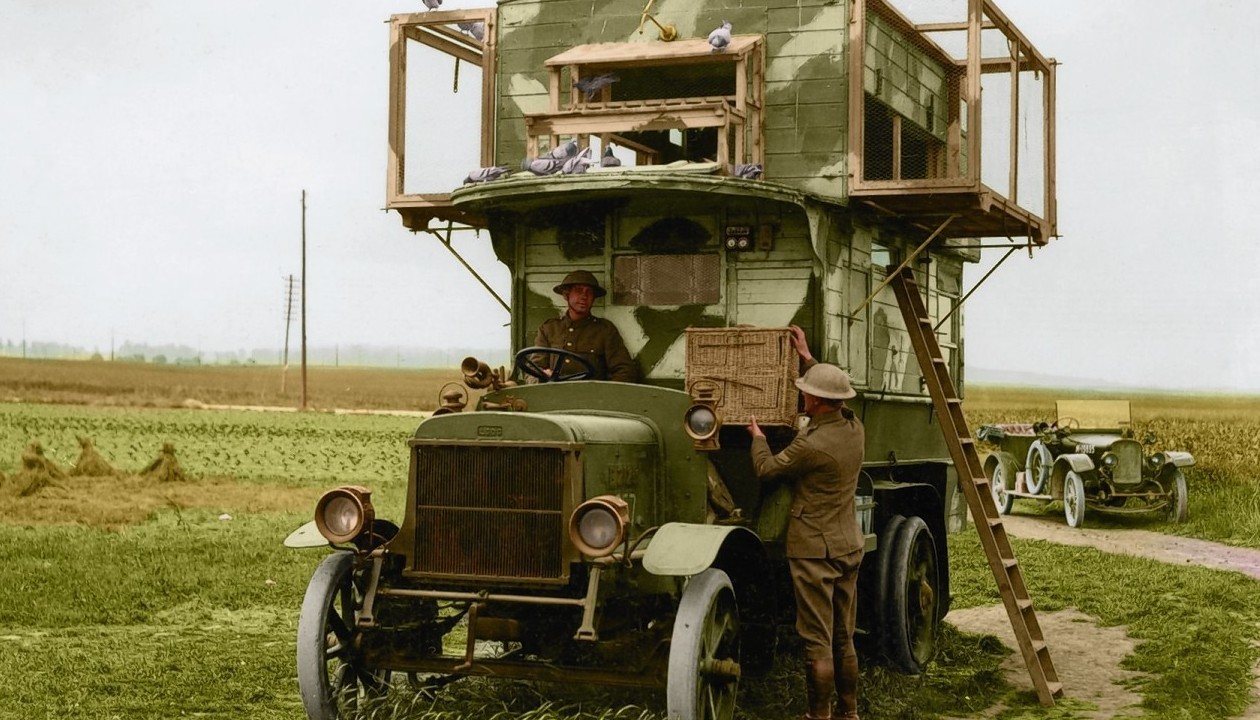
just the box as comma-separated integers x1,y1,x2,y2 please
667,569,741,720
882,516,939,674
1063,471,1086,528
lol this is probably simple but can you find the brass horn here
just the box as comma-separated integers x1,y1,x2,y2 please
461,356,494,389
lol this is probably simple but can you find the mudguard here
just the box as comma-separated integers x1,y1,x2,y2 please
1054,453,1095,474
643,522,761,576
1165,451,1195,468
284,520,328,548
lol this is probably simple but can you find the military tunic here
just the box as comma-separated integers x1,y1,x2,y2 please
532,313,637,382
751,407,865,672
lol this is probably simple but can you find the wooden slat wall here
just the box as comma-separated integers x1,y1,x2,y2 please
864,14,950,142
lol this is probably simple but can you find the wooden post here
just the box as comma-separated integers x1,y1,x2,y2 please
300,190,308,411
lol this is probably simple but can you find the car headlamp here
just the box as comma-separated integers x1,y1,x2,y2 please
314,485,375,544
1147,452,1167,469
568,495,630,557
684,404,720,441
1102,452,1119,468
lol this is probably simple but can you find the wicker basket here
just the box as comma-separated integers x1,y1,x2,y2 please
685,326,800,427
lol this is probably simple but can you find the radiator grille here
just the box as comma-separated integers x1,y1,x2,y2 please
413,445,567,580
1110,440,1143,485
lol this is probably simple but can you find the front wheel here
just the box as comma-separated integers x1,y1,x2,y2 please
297,552,386,720
667,568,741,720
1063,471,1086,528
990,455,1015,515
1165,470,1188,523
882,516,940,674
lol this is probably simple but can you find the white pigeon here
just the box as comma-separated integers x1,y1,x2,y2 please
732,163,763,179
600,146,622,167
422,0,442,10
708,20,732,52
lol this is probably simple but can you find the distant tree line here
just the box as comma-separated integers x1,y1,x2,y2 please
0,338,507,369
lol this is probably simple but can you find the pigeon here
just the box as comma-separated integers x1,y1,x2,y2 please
548,138,579,160
600,146,622,167
521,156,565,176
464,166,510,184
708,20,732,52
456,21,485,41
573,73,619,101
561,146,594,174
421,0,441,9
732,163,763,179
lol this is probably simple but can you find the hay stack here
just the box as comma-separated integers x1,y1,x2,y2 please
142,442,188,483
69,436,120,477
12,441,68,496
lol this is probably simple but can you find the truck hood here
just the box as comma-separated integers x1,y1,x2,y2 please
414,410,657,446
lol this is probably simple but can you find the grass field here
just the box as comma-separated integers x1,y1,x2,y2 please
2,357,1259,719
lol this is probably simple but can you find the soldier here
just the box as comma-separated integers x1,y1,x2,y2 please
532,270,637,382
748,327,864,720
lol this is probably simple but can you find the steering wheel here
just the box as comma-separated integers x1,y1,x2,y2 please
1055,417,1081,431
515,346,596,383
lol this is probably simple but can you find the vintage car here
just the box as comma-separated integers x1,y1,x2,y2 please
977,400,1192,528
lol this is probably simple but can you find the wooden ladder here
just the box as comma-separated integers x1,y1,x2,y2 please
889,265,1063,707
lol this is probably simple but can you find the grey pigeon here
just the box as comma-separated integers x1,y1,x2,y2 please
561,146,594,175
573,73,619,101
548,138,579,160
600,146,621,167
708,20,732,52
456,21,485,41
732,163,763,179
464,166,510,184
521,156,565,176
422,0,441,9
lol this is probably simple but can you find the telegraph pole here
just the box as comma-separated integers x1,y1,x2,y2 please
300,190,309,411
281,274,295,393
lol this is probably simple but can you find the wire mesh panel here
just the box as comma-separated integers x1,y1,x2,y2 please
612,254,720,305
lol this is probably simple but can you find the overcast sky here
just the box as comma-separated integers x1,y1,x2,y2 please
2,0,1258,393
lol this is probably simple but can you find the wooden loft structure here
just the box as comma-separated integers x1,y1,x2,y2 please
848,0,1057,245
526,37,765,168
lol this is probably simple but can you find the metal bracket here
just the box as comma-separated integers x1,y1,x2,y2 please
356,553,386,628
424,220,511,313
574,565,603,641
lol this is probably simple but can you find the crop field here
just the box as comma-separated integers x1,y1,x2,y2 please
2,358,1259,719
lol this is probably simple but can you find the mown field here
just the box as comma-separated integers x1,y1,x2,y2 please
1,358,1259,719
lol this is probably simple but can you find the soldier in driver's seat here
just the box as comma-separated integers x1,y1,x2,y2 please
531,270,638,382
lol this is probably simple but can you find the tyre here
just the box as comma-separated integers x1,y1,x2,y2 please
1165,470,1188,523
1063,471,1086,528
1024,440,1052,495
990,454,1015,515
297,552,387,720
881,516,940,674
873,514,907,658
667,568,741,720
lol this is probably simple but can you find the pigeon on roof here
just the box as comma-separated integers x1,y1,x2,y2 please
601,146,622,167
548,138,579,160
562,146,594,175
522,156,565,176
464,166,510,184
573,73,620,101
732,163,763,179
457,21,485,41
422,0,441,9
708,20,732,52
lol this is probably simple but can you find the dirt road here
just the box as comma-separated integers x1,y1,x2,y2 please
948,514,1260,719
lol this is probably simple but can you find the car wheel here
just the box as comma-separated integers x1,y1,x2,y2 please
667,568,741,720
1024,441,1052,496
1063,471,1086,528
882,516,940,674
297,552,388,720
990,455,1015,515
1165,470,1188,523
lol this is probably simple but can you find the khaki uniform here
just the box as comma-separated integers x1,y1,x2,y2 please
532,313,637,383
751,404,865,716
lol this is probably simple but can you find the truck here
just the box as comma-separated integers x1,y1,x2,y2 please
287,1,1057,718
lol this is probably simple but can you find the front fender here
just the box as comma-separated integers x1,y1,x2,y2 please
284,520,329,549
643,522,762,576
1165,451,1195,468
1050,454,1094,499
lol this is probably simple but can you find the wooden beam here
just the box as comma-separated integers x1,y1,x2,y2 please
1009,41,1019,204
386,17,406,205
1045,60,1057,237
405,26,482,66
967,0,983,185
848,0,867,189
982,0,1054,72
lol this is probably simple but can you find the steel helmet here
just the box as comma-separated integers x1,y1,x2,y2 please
553,269,607,298
794,363,857,400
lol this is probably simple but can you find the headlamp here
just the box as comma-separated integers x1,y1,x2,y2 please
314,485,375,544
568,495,630,557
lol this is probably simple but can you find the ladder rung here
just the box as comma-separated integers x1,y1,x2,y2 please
1046,681,1063,697
1017,597,1033,612
986,517,1004,528
959,436,975,444
918,318,932,326
1002,557,1019,570
932,356,946,364
1032,640,1048,655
